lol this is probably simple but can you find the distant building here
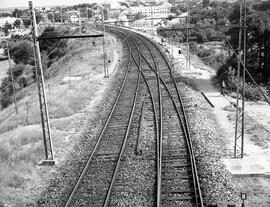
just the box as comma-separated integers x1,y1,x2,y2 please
109,8,122,18
129,3,172,18
66,10,87,23
130,17,161,28
70,15,78,23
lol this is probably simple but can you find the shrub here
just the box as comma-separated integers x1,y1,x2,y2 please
0,77,13,109
9,40,34,65
243,83,264,101
39,26,68,62
197,47,212,58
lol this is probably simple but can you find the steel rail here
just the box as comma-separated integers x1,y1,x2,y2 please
108,27,198,205
146,35,204,207
139,36,202,207
103,47,141,207
112,27,203,206
113,30,162,206
131,33,163,207
64,39,133,207
131,30,204,206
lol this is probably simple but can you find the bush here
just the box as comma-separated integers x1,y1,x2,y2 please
243,84,263,101
0,93,13,109
0,77,13,109
216,60,268,101
197,47,212,58
39,26,68,62
9,40,34,65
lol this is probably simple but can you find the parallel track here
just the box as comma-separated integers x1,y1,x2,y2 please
64,35,140,207
65,26,203,207
108,26,204,207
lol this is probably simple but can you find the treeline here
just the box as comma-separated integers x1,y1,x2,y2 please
0,26,69,108
158,0,270,100
217,3,270,100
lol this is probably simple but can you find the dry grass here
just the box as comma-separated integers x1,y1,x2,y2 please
234,175,270,207
0,34,118,206
226,111,270,148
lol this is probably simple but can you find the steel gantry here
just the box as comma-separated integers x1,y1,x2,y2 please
29,1,55,165
29,1,103,165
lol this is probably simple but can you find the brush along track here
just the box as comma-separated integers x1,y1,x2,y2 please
108,26,204,207
64,37,141,206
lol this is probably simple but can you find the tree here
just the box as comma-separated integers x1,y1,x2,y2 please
13,19,21,28
12,8,23,18
130,12,145,21
203,0,210,8
253,0,270,11
0,77,13,108
7,64,28,88
3,21,12,36
226,4,270,84
23,19,31,28
9,40,34,65
39,27,68,62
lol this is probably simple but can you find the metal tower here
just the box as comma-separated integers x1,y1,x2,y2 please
234,0,247,158
186,0,191,70
29,1,55,164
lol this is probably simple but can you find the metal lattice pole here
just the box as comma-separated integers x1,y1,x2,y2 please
6,41,18,114
101,7,109,78
186,0,190,70
29,1,55,164
234,0,246,158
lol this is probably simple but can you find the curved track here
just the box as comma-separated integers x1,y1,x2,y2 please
108,26,204,207
64,33,140,207
64,26,203,207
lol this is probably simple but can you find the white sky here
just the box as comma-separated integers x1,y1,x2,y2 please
0,0,117,9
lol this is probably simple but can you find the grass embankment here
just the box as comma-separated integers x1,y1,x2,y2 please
0,33,118,206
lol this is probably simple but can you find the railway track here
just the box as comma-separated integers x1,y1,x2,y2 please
64,26,203,206
108,27,204,207
64,34,141,206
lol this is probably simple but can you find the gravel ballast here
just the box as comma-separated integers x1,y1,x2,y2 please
177,81,241,206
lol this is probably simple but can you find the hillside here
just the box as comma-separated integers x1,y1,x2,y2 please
0,31,119,206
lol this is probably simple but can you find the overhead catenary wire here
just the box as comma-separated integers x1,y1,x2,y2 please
224,38,270,106
222,94,270,136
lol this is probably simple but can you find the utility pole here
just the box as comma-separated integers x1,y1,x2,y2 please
151,6,154,37
29,1,55,165
78,9,82,33
234,0,247,158
6,41,18,114
186,0,190,70
52,11,55,27
60,7,63,23
101,6,109,78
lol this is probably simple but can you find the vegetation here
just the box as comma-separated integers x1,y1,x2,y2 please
0,26,69,109
158,0,270,101
215,1,270,100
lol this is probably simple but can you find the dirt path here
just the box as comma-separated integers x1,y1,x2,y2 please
166,41,270,206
